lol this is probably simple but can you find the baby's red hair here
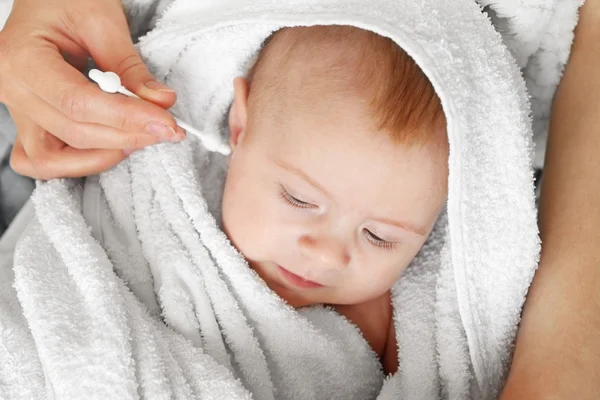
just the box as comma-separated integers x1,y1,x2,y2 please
247,25,446,147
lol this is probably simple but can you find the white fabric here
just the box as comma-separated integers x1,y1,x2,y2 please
478,0,585,168
0,0,13,31
0,0,583,399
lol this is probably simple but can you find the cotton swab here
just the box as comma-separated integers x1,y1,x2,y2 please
88,69,231,155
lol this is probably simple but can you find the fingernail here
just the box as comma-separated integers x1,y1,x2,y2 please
144,80,176,93
176,126,186,137
145,122,178,141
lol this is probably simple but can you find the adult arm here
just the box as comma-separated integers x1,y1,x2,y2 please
501,1,600,398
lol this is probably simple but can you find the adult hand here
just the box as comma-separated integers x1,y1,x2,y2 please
0,0,183,180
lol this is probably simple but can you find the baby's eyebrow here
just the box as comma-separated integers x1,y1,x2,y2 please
274,160,331,197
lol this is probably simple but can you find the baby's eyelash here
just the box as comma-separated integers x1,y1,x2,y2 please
364,229,397,251
279,186,315,209
277,185,397,250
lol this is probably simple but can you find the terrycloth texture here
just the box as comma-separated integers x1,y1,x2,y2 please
0,0,582,232
122,0,584,168
0,0,584,399
478,0,585,168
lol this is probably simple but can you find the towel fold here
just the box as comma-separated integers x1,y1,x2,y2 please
0,0,583,399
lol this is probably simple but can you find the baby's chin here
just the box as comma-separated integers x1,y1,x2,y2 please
267,280,324,308
266,279,374,309
246,260,367,308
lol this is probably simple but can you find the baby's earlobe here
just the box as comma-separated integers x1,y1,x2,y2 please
228,79,249,151
228,106,243,150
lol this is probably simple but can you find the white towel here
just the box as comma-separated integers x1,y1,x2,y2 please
478,0,585,168
0,0,13,31
0,0,583,399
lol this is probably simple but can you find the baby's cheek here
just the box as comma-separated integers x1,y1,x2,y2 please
221,193,249,253
222,206,252,255
221,196,273,262
242,204,283,261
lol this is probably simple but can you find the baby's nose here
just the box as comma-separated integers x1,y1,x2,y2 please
298,234,350,270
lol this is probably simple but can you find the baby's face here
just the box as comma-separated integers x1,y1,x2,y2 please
221,78,448,307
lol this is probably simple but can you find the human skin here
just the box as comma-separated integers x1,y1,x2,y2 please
222,76,448,309
2,0,599,396
0,0,183,179
500,1,600,398
221,74,447,372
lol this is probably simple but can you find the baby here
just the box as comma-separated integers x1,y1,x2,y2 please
221,25,448,374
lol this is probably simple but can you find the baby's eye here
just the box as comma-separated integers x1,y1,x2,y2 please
364,229,396,250
279,187,317,209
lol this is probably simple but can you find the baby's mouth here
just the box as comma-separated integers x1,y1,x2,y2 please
276,265,324,289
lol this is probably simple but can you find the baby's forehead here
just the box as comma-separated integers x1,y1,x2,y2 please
247,31,378,129
247,25,445,151
248,26,377,93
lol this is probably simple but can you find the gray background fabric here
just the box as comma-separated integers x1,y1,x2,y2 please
0,103,34,237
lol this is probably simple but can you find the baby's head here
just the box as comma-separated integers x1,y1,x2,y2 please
222,25,448,307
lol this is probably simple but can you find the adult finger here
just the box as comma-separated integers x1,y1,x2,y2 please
80,10,177,109
5,46,183,141
11,116,129,180
11,111,130,179
9,135,34,178
6,76,170,150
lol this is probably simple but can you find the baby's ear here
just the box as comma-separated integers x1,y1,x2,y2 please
228,77,250,152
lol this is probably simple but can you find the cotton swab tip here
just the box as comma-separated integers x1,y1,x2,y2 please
89,69,231,155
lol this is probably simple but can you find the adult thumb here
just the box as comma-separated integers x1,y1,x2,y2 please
85,15,177,109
